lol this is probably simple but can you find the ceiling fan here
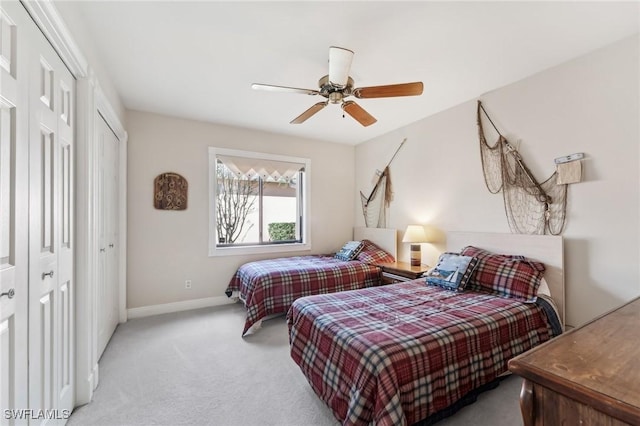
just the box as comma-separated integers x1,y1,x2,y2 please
251,46,424,127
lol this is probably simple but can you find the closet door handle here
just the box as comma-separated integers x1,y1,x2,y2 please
42,270,54,280
0,288,15,299
109,243,114,248
100,248,106,253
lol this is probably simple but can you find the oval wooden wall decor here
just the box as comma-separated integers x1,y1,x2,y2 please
154,172,188,210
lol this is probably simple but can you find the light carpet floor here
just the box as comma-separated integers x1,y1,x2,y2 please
68,303,524,426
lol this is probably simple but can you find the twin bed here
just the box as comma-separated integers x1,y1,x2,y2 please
225,227,397,335
287,232,564,425
227,231,564,425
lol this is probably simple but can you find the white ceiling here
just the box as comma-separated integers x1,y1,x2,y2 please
61,1,639,145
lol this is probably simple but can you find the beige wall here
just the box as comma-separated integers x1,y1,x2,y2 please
355,35,639,328
126,111,355,309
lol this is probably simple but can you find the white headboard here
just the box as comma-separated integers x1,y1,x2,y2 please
354,227,397,260
447,232,565,326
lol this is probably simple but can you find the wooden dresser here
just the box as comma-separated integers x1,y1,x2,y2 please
509,297,640,426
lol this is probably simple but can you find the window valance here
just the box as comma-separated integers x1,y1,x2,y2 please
217,154,305,182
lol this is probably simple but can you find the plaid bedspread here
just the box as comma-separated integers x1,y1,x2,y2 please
287,281,561,426
226,255,381,335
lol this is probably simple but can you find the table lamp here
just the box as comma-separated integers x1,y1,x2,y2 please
402,225,428,267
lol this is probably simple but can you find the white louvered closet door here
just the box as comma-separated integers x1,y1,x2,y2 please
0,1,29,419
27,1,76,420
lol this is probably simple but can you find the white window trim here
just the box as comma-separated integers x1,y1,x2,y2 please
208,147,311,256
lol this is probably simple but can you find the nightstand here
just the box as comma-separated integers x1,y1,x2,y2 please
376,261,430,285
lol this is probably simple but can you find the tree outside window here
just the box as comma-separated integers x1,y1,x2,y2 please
215,162,257,244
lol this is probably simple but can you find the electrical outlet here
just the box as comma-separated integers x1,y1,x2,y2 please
185,280,192,289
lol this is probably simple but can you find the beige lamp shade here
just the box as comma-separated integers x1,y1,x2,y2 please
402,225,428,243
402,225,428,266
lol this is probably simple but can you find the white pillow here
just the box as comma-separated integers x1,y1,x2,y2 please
537,277,551,297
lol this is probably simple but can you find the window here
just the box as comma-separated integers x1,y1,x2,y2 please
208,147,311,256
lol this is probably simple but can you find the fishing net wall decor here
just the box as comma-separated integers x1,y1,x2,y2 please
360,138,405,228
360,166,391,228
477,101,567,235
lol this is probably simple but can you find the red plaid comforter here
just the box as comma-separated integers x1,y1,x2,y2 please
287,281,559,425
226,256,381,335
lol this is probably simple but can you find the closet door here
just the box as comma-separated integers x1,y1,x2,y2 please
97,114,119,359
27,9,75,418
0,1,29,417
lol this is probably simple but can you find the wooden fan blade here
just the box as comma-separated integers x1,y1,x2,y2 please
354,82,424,98
290,102,327,124
342,101,377,127
251,83,319,96
328,46,354,87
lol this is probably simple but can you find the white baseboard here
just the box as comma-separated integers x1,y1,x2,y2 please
74,364,98,407
127,296,235,320
92,363,99,392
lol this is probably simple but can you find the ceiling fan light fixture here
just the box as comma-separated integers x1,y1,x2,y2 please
329,92,343,104
328,46,354,88
252,46,422,127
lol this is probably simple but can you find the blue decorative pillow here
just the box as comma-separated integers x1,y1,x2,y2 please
335,241,364,261
425,252,479,291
